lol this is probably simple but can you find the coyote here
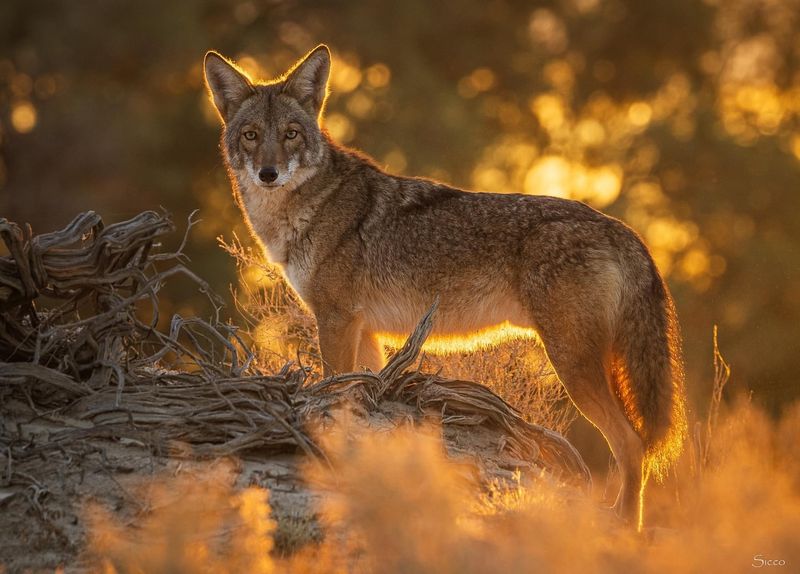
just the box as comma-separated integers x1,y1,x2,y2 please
204,45,687,527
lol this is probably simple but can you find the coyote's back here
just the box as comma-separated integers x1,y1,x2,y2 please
204,44,687,529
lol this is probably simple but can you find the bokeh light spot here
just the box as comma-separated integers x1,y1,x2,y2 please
628,101,653,128
11,101,37,133
524,156,571,198
325,112,355,142
383,149,407,174
366,63,391,88
331,57,362,93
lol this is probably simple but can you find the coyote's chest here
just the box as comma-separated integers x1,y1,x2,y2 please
238,184,314,300
262,233,314,302
258,225,313,301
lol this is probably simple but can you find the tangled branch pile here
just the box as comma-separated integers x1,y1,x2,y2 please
0,210,589,486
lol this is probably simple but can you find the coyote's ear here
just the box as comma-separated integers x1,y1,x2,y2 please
204,51,255,122
282,45,331,119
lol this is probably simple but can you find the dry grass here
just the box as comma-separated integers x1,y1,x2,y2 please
84,461,277,574
302,393,800,573
218,234,320,374
422,341,576,435
81,395,800,573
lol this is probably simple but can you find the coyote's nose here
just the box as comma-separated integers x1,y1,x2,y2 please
258,166,279,183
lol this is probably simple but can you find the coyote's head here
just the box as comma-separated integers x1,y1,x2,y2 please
204,45,330,191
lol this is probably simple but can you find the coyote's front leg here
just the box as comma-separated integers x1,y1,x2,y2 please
356,331,386,373
316,311,361,376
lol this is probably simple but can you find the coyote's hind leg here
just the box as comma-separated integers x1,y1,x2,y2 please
535,310,646,525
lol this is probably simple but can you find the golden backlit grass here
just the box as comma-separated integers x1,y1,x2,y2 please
84,462,276,574
84,397,800,574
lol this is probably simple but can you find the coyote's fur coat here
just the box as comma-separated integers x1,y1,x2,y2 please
204,45,687,528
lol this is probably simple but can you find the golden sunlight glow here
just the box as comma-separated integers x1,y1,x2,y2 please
86,466,277,573
325,112,355,142
382,148,407,173
235,55,267,81
471,139,539,193
645,217,697,252
365,63,391,88
346,91,375,118
470,68,496,92
473,166,508,192
678,247,711,280
586,165,622,206
460,47,735,291
528,9,568,53
242,264,277,290
11,100,37,133
378,322,539,355
458,68,497,98
718,83,797,143
612,352,687,492
330,55,362,93
627,101,653,128
84,404,800,573
649,251,673,276
524,155,571,197
636,213,718,289
232,488,275,574
530,93,566,132
543,60,574,92
523,156,621,207
790,133,800,161
575,118,606,146
253,319,289,357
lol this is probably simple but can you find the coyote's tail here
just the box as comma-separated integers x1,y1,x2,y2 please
613,260,687,480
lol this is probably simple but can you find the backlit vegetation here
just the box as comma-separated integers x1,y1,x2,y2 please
84,396,800,573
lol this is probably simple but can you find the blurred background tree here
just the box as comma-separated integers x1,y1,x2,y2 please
1,0,798,417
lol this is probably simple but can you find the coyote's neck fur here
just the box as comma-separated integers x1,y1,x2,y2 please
233,137,376,300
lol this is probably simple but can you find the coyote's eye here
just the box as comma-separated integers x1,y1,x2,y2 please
243,131,258,141
286,129,298,140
